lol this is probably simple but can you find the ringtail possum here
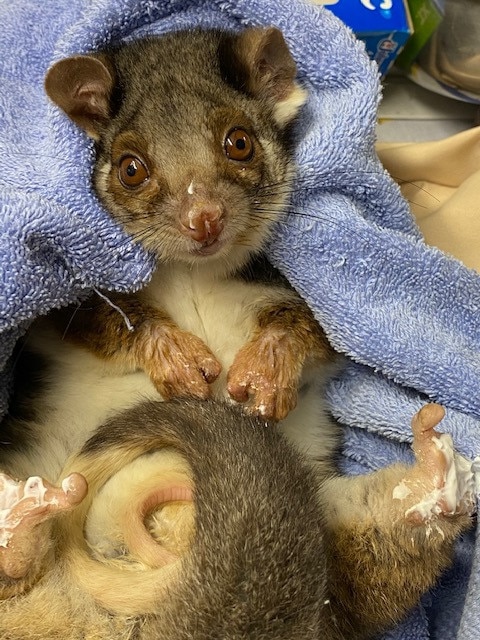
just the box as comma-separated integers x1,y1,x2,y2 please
0,27,335,574
0,400,474,639
0,26,474,639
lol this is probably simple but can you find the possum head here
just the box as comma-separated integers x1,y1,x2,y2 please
45,28,307,274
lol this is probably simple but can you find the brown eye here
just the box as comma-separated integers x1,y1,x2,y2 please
118,155,149,188
224,128,253,162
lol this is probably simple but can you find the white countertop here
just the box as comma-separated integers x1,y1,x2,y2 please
377,73,478,142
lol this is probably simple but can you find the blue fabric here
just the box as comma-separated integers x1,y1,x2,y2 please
1,1,478,637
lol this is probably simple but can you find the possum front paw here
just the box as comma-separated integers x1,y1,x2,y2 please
0,473,87,582
227,330,299,421
136,322,222,400
393,404,475,526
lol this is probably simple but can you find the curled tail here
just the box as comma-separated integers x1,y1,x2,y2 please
59,399,328,638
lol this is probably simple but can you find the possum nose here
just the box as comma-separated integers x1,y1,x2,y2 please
180,203,224,244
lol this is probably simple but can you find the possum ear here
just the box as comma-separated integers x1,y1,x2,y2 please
45,54,115,140
223,27,307,127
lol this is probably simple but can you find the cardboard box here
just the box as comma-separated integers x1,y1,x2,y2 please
312,1,413,75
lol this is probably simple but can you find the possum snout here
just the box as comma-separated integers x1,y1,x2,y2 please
179,190,225,244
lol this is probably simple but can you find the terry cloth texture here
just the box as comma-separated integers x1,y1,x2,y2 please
0,1,478,638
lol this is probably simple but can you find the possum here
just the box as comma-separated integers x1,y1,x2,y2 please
0,26,474,639
0,27,337,580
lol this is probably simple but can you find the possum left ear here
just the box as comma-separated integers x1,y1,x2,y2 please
222,27,307,127
45,54,115,140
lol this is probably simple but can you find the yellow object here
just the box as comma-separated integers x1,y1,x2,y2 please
377,126,480,271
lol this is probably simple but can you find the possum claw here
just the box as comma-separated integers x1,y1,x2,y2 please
227,333,299,421
138,323,221,400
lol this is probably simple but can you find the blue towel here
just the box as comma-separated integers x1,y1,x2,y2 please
1,1,478,637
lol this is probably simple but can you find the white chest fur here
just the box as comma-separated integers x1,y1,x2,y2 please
143,264,261,382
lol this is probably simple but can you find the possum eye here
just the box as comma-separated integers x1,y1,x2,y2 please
224,128,254,162
118,155,149,188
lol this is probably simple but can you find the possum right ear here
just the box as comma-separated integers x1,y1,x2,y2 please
45,55,115,140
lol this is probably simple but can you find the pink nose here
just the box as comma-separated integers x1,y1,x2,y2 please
180,203,224,244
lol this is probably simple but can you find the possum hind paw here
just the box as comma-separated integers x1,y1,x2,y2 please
393,404,476,525
0,472,87,579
